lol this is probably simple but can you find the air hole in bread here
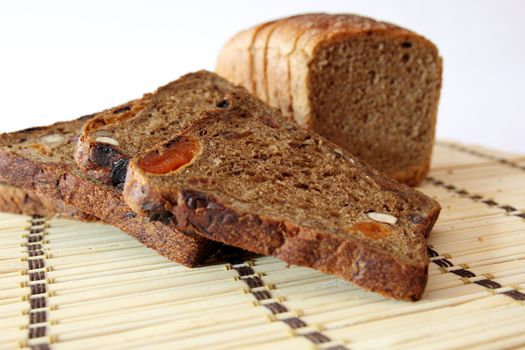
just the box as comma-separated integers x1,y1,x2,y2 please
294,183,309,190
216,99,230,108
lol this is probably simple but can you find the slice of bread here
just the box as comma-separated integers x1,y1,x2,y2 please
215,27,256,94
123,89,441,301
75,71,241,188
0,117,218,267
0,182,96,221
265,13,331,114
216,13,442,186
252,19,281,103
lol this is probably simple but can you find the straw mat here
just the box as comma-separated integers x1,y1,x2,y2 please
1,140,525,350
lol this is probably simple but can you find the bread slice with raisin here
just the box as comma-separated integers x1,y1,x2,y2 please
216,13,442,186
75,71,239,188
123,90,440,301
0,182,96,221
0,117,218,266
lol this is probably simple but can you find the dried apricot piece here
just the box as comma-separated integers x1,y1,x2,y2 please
138,136,200,175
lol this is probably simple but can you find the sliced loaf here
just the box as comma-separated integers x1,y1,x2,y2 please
123,89,440,300
0,117,218,266
216,13,442,186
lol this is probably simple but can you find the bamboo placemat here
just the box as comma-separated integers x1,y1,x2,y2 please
1,140,525,350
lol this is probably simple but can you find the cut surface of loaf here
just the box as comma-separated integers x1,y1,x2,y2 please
124,90,441,301
216,13,442,186
0,182,96,221
75,71,239,188
0,117,218,267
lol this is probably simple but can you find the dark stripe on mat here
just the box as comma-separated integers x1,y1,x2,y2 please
25,215,51,350
427,176,525,220
427,176,525,300
437,142,525,171
427,177,525,301
427,246,525,301
219,247,348,349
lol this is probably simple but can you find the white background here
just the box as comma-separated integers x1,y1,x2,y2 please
1,0,524,153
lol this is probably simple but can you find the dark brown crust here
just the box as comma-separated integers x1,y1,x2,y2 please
0,179,96,221
389,158,432,188
30,191,98,222
0,149,218,267
0,183,56,217
125,164,439,301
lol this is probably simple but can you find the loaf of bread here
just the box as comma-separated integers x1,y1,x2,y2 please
216,13,442,186
123,87,440,301
0,182,95,221
0,117,218,266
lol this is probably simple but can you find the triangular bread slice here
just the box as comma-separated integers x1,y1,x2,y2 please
0,117,218,266
123,90,440,300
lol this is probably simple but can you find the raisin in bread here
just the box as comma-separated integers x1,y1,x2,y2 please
216,13,442,186
75,71,240,188
0,117,218,266
123,90,440,301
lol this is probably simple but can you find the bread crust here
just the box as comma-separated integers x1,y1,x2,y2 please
251,21,281,102
216,28,255,92
31,190,98,221
0,183,56,217
265,14,329,118
217,21,277,94
0,150,96,220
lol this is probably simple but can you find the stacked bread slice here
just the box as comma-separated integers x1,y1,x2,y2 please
0,114,218,267
0,70,439,300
